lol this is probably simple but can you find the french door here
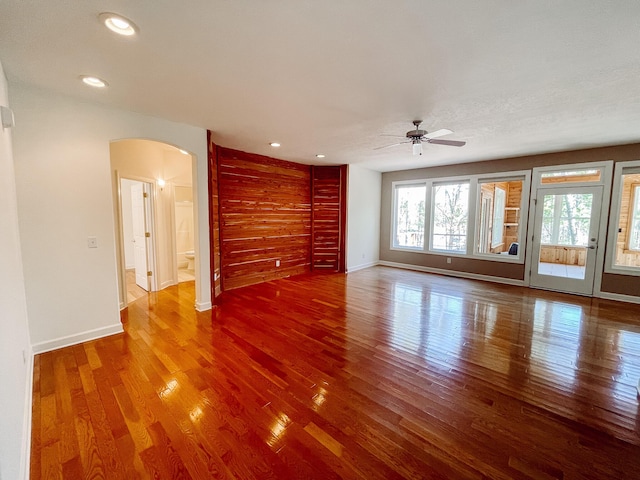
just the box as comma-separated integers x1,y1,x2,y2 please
529,185,603,295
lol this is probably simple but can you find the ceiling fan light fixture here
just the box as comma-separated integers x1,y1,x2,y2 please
412,142,422,156
80,75,108,88
99,13,139,36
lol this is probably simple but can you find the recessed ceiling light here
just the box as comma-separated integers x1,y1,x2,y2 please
270,142,281,147
316,154,326,158
99,12,139,36
80,75,108,88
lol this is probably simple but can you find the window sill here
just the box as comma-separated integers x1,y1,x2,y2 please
388,246,524,264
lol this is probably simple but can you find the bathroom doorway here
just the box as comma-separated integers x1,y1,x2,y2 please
174,185,195,283
120,178,157,304
111,139,197,309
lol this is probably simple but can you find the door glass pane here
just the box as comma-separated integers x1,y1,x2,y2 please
538,193,593,280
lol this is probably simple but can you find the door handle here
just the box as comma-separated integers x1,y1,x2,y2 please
589,245,597,250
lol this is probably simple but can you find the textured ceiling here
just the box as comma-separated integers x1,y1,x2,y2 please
1,1,640,172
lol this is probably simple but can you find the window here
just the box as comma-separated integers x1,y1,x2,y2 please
431,182,469,253
476,177,525,257
607,163,640,272
393,183,426,249
540,169,601,184
628,184,640,251
390,171,530,263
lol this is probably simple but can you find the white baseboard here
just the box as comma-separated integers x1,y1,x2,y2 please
598,291,640,305
31,323,124,354
346,261,380,273
378,260,526,287
20,346,34,480
195,301,212,312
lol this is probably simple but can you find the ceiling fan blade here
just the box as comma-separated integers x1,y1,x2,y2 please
373,141,410,150
425,128,452,139
426,139,466,147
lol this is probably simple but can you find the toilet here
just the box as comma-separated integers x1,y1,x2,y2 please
184,251,195,270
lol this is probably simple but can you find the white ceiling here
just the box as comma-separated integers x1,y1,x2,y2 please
2,1,640,172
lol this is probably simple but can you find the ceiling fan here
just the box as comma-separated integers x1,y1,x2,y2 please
375,120,466,155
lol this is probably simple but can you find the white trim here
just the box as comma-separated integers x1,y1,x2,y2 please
160,279,176,290
390,170,531,264
195,301,212,312
525,161,613,297
346,261,380,273
604,160,640,277
31,324,124,354
19,347,34,480
597,291,640,305
391,181,427,250
378,260,526,287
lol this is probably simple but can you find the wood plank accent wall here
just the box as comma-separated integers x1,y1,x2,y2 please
540,245,587,266
207,133,223,302
311,165,347,272
216,147,311,290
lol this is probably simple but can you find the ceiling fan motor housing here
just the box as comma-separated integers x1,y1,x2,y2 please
407,129,427,139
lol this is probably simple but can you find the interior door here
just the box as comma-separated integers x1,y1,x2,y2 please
530,185,602,295
131,182,149,291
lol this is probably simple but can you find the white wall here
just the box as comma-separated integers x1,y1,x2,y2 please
347,164,381,271
0,62,33,480
10,83,211,352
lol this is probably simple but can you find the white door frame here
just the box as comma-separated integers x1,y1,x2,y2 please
115,172,159,306
529,185,602,295
524,161,614,296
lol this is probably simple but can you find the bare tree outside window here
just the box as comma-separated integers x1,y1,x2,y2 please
432,183,469,252
394,185,425,248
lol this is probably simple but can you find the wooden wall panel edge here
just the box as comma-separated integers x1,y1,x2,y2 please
207,131,223,304
339,164,348,273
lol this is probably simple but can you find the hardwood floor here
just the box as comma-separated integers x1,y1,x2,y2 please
31,267,640,479
126,269,148,304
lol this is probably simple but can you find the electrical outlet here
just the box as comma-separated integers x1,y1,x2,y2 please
447,257,452,264
276,260,281,267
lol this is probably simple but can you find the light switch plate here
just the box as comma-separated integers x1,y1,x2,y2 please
88,236,98,248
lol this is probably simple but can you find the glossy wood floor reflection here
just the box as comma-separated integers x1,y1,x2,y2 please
31,267,640,479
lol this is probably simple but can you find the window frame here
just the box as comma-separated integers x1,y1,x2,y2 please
389,170,531,264
429,180,471,254
627,183,640,252
391,180,427,251
472,171,530,263
605,160,640,276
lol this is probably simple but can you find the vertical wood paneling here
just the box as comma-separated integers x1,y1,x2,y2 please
311,166,347,272
504,180,522,249
207,133,223,303
217,148,311,290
